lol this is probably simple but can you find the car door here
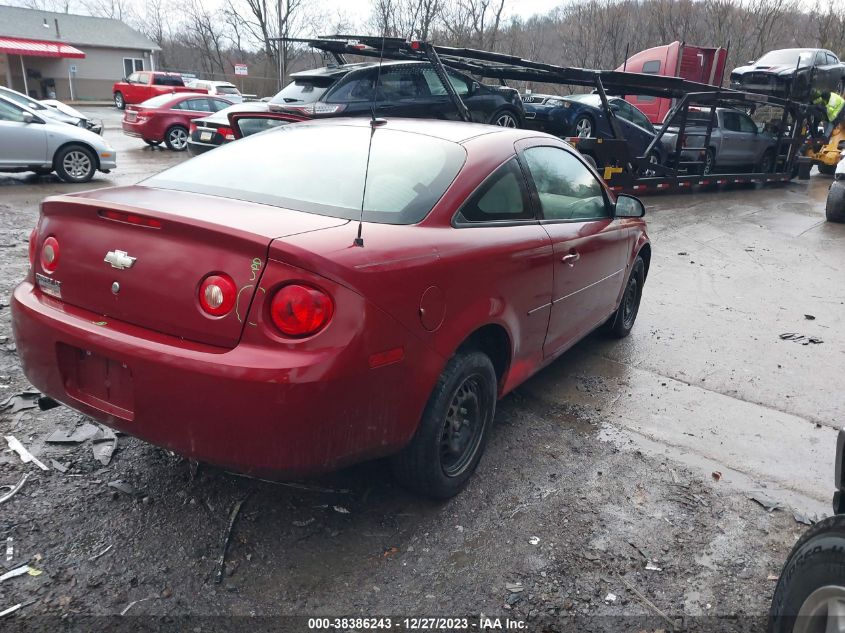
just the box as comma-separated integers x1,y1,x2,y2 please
0,99,47,167
373,65,433,118
518,141,630,359
813,51,835,93
420,68,483,122
718,110,744,165
736,111,765,166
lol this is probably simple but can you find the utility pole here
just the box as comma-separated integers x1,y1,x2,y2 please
277,0,286,90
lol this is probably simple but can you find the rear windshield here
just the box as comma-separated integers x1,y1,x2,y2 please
270,77,336,105
138,94,178,108
755,50,814,67
153,74,185,86
145,124,466,224
216,85,240,95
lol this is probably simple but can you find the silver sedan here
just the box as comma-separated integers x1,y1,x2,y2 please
0,94,116,183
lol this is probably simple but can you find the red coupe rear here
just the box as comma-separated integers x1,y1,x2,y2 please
13,118,650,498
122,93,234,151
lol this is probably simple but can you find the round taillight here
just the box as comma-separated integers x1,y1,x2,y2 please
28,229,36,267
199,274,236,316
269,284,333,337
41,236,59,273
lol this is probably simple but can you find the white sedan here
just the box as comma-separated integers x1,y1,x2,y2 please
0,94,116,183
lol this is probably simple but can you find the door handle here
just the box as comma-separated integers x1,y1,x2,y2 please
561,252,581,265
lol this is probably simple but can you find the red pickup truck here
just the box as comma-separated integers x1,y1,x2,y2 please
112,71,207,109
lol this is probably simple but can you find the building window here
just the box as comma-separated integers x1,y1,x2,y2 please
123,58,144,78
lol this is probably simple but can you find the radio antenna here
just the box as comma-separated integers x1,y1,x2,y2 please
354,33,388,248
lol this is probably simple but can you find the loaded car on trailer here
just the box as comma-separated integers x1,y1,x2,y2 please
730,49,845,101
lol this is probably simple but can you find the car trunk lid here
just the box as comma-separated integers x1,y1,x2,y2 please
36,186,347,348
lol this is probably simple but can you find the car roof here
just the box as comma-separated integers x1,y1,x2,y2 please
291,60,433,79
297,116,538,144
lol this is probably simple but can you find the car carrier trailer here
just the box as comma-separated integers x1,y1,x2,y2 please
278,35,815,195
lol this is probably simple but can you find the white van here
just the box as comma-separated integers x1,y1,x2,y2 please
186,80,243,103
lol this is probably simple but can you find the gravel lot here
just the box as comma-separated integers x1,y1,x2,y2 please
0,108,842,629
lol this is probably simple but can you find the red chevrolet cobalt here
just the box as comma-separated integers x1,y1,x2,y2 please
13,118,650,498
122,93,233,150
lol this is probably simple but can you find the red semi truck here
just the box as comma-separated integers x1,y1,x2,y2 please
112,71,206,109
616,41,728,123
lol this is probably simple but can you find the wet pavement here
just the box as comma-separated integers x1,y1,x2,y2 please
0,108,842,625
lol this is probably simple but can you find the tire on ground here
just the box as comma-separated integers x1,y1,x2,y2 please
53,144,97,183
605,255,645,338
768,515,845,633
826,181,845,222
390,350,497,499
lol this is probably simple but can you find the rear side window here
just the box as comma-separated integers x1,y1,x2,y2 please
326,72,379,103
145,125,467,225
379,67,429,101
523,146,608,221
153,74,184,86
139,94,178,108
183,99,213,112
457,159,533,223
642,60,661,74
422,69,471,96
238,117,294,137
137,72,150,84
271,77,336,105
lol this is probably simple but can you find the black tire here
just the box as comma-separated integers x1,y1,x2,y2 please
390,350,497,499
818,162,837,176
768,514,845,633
54,144,97,183
641,151,661,177
113,91,125,109
758,149,775,173
573,114,594,138
703,148,716,175
164,125,189,151
606,256,645,338
489,108,520,128
826,181,845,222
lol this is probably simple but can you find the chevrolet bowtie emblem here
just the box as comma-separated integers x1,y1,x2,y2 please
104,250,137,270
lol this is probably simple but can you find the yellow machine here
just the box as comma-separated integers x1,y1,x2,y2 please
804,123,845,175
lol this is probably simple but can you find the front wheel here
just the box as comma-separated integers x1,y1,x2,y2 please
826,181,845,222
758,149,775,173
768,515,845,633
113,92,125,109
818,162,837,176
390,350,496,499
54,144,97,183
490,109,519,128
164,125,188,151
606,256,645,338
573,115,593,138
703,148,715,175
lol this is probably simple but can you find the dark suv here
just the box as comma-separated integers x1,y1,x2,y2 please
269,60,524,127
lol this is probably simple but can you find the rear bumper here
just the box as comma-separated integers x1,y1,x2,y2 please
121,120,158,142
11,281,437,478
187,138,218,156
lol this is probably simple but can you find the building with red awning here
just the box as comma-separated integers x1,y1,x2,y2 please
0,5,159,101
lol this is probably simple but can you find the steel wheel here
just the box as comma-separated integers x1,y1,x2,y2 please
166,126,188,151
792,586,845,633
113,92,124,109
574,116,593,137
439,374,486,477
62,150,93,180
643,152,660,176
703,149,715,175
493,111,518,128
621,274,639,330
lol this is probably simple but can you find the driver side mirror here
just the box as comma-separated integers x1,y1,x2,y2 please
22,112,36,124
615,194,645,218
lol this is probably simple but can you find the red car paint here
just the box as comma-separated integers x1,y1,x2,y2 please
112,71,203,107
617,41,728,123
122,94,233,145
12,118,649,479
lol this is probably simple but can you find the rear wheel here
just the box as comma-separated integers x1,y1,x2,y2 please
164,125,188,151
758,149,775,173
390,350,496,499
826,181,845,222
573,115,593,138
606,256,645,338
54,144,97,183
768,515,845,633
703,148,715,175
490,108,519,128
641,151,661,176
113,92,125,109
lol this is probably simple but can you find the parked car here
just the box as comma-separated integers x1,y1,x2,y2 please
730,48,845,100
12,117,649,498
0,94,116,183
661,107,778,174
112,71,206,110
186,80,244,104
39,99,104,134
187,102,300,156
768,429,845,632
122,93,233,151
616,41,728,124
270,60,524,127
523,93,666,166
0,86,102,134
